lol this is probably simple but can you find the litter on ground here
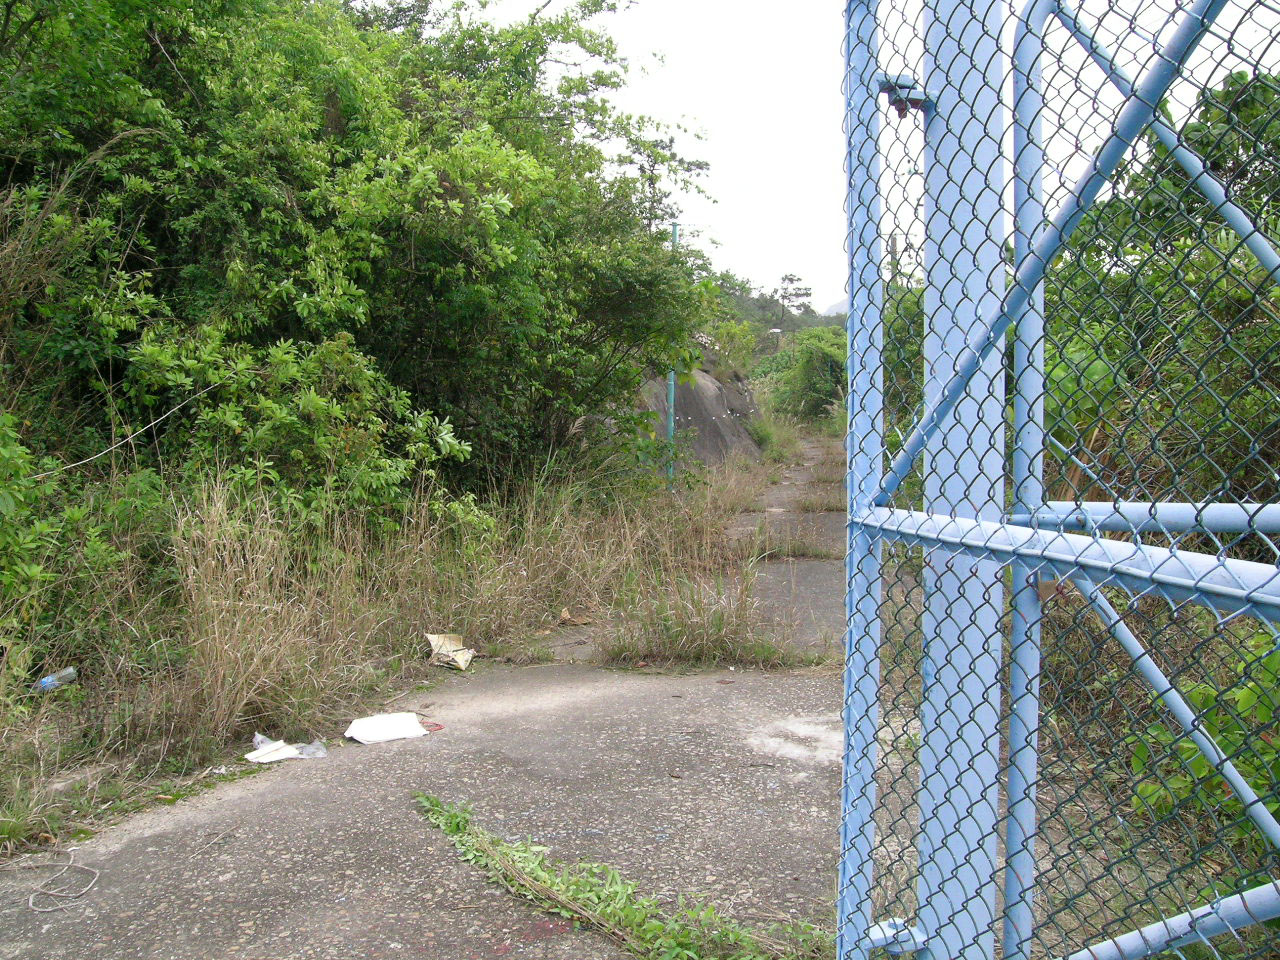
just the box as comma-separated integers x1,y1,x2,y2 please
244,733,328,763
427,633,475,670
344,712,431,744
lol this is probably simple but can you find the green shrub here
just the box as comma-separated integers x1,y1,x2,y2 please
754,326,846,421
127,327,469,520
1128,629,1280,856
0,416,60,707
1044,332,1124,448
745,410,802,464
1122,625,1280,949
2,0,708,501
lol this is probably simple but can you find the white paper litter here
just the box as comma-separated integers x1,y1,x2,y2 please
344,712,429,744
244,732,328,763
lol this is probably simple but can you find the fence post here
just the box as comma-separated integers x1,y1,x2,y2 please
1004,6,1052,957
914,0,1007,957
666,221,679,487
840,2,885,958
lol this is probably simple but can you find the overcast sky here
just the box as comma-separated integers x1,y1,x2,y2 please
487,0,851,313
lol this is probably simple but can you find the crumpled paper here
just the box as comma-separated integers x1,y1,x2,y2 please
427,633,475,671
244,732,328,763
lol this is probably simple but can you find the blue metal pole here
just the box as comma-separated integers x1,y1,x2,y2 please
1003,4,1054,956
665,371,675,448
915,0,1007,955
871,0,1232,508
666,222,679,487
840,2,886,957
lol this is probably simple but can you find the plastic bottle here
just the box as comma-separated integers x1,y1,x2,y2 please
32,667,77,692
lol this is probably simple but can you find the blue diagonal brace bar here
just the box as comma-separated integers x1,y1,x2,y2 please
1063,880,1280,960
872,0,1231,508
1072,576,1280,852
1053,0,1280,284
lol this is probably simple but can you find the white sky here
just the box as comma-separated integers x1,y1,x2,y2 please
485,0,851,313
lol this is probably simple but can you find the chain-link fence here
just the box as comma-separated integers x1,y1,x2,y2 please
840,0,1280,958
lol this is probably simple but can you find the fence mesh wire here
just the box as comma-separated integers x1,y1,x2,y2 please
841,0,1280,957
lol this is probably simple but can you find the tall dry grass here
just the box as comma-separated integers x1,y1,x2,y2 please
384,460,761,648
171,489,388,743
0,455,774,848
745,409,803,464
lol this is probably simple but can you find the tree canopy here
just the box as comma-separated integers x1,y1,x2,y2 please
0,0,711,507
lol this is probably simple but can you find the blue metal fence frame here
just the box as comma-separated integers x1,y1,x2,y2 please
839,0,1280,956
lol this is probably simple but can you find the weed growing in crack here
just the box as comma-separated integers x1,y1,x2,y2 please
417,795,834,960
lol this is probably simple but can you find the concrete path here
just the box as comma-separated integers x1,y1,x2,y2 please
0,442,849,960
738,438,847,648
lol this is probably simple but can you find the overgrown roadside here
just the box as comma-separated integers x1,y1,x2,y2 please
0,451,797,853
0,434,851,960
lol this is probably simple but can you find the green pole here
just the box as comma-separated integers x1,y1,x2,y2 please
666,222,679,485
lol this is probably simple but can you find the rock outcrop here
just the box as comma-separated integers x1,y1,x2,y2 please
640,367,761,464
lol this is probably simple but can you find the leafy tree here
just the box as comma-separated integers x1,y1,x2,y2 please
616,132,709,231
0,0,711,497
701,270,836,344
771,273,814,327
707,319,757,374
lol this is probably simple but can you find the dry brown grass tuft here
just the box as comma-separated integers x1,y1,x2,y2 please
751,524,843,561
808,462,848,485
746,411,804,465
383,459,767,653
0,182,76,331
601,571,807,669
794,486,847,513
171,490,388,742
